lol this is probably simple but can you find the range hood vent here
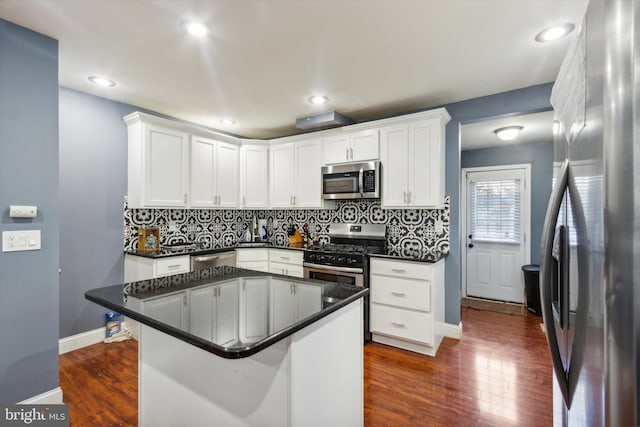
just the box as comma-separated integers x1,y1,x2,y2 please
295,111,354,130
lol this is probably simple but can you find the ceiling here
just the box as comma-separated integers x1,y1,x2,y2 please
461,110,555,151
0,0,588,139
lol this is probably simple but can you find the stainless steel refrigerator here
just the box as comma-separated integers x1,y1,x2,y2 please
541,0,639,425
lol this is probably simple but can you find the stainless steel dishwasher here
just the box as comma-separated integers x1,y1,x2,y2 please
190,251,237,271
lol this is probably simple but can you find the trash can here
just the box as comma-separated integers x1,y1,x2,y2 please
522,264,541,316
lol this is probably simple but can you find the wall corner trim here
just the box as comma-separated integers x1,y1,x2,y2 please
18,387,63,404
439,321,463,340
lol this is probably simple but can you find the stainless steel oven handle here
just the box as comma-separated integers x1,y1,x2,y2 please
359,168,364,198
302,262,364,274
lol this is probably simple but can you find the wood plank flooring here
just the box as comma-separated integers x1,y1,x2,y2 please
59,308,551,426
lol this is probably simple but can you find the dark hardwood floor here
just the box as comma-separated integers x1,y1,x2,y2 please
59,308,551,426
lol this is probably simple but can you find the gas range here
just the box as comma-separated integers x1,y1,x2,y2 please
302,224,386,271
304,244,383,269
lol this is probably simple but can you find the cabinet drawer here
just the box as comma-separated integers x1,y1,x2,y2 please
236,248,269,262
269,262,303,278
370,304,433,345
370,276,431,311
370,258,432,280
269,249,303,265
155,256,190,277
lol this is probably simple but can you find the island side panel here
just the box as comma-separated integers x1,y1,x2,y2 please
138,325,291,427
290,299,364,427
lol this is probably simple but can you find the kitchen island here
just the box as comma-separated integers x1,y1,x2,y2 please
86,267,367,427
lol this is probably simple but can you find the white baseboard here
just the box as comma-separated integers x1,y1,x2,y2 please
18,387,63,404
59,326,105,355
439,321,463,340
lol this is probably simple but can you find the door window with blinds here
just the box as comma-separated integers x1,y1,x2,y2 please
469,174,523,243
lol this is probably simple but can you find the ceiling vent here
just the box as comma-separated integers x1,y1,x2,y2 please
295,111,354,130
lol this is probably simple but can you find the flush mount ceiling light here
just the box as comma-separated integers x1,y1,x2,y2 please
182,20,210,37
308,95,329,105
535,23,575,42
88,76,116,87
220,119,236,125
494,126,523,141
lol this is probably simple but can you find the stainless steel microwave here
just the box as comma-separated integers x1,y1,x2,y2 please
321,161,381,200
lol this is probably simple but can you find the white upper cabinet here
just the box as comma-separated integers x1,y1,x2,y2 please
323,129,379,164
294,139,323,207
126,114,189,208
125,112,240,209
239,144,269,208
190,136,239,208
269,143,296,208
269,138,324,209
380,109,449,209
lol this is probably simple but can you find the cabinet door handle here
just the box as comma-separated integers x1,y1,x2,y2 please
391,292,406,297
407,191,412,204
350,147,354,160
391,268,406,273
182,294,187,305
183,194,188,204
403,191,407,204
243,195,246,206
346,148,349,160
391,322,406,328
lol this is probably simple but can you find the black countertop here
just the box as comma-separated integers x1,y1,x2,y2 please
85,267,368,359
369,252,447,263
125,245,445,263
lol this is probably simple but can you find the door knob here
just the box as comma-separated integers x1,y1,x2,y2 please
468,234,473,239
468,243,474,248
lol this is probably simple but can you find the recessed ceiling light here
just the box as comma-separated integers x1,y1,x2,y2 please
182,20,210,37
308,95,329,105
220,119,236,125
494,126,523,141
535,23,575,43
88,76,116,87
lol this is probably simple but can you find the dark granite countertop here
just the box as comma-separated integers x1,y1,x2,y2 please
369,252,447,263
125,244,304,259
85,267,368,359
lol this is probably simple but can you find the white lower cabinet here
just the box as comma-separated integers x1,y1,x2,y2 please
268,249,304,278
125,254,190,282
236,248,270,272
369,258,445,356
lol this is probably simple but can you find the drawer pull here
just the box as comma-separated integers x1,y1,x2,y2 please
391,269,406,273
391,322,406,328
167,264,182,269
280,256,290,261
391,292,406,297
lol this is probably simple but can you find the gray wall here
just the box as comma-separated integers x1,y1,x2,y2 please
0,19,60,403
439,83,553,325
461,140,553,265
59,88,140,337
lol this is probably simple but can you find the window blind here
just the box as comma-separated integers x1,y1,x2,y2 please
470,179,521,242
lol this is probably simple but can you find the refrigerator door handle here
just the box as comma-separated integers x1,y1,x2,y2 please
540,159,571,406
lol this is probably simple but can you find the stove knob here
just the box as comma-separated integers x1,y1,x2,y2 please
337,257,346,263
309,254,317,261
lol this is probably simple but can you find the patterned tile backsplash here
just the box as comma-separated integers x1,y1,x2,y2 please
124,196,449,257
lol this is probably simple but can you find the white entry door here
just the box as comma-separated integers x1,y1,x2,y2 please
463,166,530,303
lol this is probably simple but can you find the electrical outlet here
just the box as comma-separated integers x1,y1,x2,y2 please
2,230,41,252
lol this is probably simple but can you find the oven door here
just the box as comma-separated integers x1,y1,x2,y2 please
303,263,364,287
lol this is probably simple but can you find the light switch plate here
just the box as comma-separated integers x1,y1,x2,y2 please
2,230,41,252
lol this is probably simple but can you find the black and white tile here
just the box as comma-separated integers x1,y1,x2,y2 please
124,196,450,256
